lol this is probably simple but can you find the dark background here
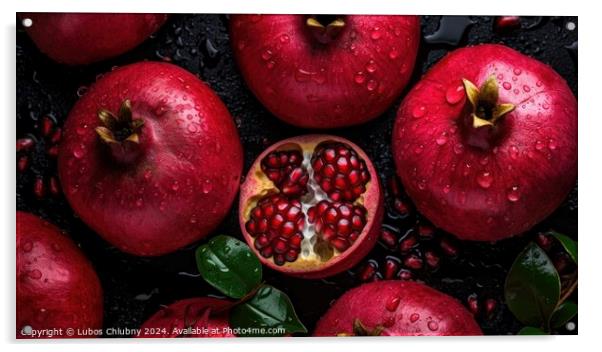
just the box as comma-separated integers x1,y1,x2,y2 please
16,15,578,336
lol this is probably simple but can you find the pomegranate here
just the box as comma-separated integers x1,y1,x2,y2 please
239,135,383,278
19,13,167,65
16,211,103,338
314,281,482,336
58,62,243,256
137,298,235,338
392,44,577,241
230,15,420,128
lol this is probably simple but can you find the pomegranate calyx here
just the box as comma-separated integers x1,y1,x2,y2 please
95,99,145,163
462,76,515,128
306,15,346,44
350,318,385,336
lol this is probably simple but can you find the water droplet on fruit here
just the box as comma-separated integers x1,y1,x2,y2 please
428,321,439,331
502,82,512,90
354,72,366,85
365,60,377,73
261,48,273,61
436,132,448,146
510,145,519,159
279,34,290,43
73,144,86,159
507,186,521,202
453,143,464,154
412,105,426,118
22,241,33,252
136,198,144,207
536,80,543,87
513,68,522,76
28,269,42,280
388,48,399,59
523,85,531,92
548,138,557,150
386,296,401,312
202,180,213,194
366,80,378,91
171,181,180,192
443,184,451,194
410,313,420,323
535,140,545,150
542,103,550,110
370,28,382,40
76,125,87,135
413,145,424,154
477,171,493,189
445,84,465,105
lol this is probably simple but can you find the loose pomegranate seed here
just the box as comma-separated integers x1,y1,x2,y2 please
439,237,459,257
260,150,309,197
359,260,378,282
33,177,45,199
311,141,370,202
403,254,423,270
383,256,400,280
467,294,479,316
49,176,61,196
418,224,435,239
399,234,417,253
424,250,440,269
50,128,62,144
393,198,410,217
379,226,398,249
17,155,29,173
398,269,413,281
41,116,54,137
308,200,367,252
484,298,497,318
494,16,521,33
387,176,401,197
245,194,305,266
536,232,553,251
17,138,35,152
47,145,59,158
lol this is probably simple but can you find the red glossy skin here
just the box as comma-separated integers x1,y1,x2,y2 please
20,13,167,65
314,281,482,336
392,44,577,241
16,212,103,339
58,62,243,256
239,135,383,279
230,15,420,128
137,298,235,338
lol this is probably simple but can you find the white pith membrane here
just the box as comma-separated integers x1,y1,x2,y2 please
243,140,371,269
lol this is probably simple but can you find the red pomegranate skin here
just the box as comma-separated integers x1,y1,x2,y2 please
314,281,482,336
230,15,420,128
58,62,243,256
19,13,167,65
16,211,103,339
392,44,577,241
137,298,235,338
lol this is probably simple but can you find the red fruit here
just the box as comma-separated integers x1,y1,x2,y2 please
58,62,243,256
17,137,35,152
230,15,420,128
33,177,45,199
379,227,398,249
41,116,54,137
383,257,401,280
17,155,29,173
359,260,378,282
137,298,235,338
392,44,577,241
403,254,423,270
314,281,482,336
484,298,497,318
494,16,521,33
467,294,480,315
239,135,383,278
19,13,167,65
399,234,417,253
16,212,103,338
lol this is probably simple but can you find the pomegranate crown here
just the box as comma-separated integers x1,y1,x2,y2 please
462,75,515,128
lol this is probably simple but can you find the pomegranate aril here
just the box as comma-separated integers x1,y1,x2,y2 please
17,155,29,173
439,237,459,257
484,298,497,318
33,177,45,199
424,250,440,269
47,145,59,158
536,232,553,251
260,150,308,197
50,128,62,144
418,224,435,239
308,200,366,252
379,227,398,249
41,116,54,137
49,176,61,197
399,235,417,253
403,254,423,270
384,257,401,280
359,260,378,282
398,269,413,281
393,198,410,217
467,294,479,316
17,138,35,152
494,16,521,33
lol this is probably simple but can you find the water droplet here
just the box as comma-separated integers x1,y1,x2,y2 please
412,105,426,118
542,103,550,110
171,181,180,192
202,180,213,194
413,144,424,154
507,186,521,202
509,145,519,159
548,139,557,150
386,297,401,311
28,269,42,280
535,140,545,150
279,34,290,43
502,82,512,90
261,48,273,61
136,198,144,207
477,171,493,189
365,60,377,73
366,80,378,91
453,143,464,154
410,313,420,323
428,321,439,331
190,216,198,224
513,68,522,76
445,84,465,105
523,85,531,93
536,81,543,87
144,169,152,180
73,144,86,159
436,132,448,146
443,184,451,194
388,48,399,59
370,28,382,40
354,72,366,84
22,241,33,252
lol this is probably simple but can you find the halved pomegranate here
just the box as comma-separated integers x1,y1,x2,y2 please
239,135,383,279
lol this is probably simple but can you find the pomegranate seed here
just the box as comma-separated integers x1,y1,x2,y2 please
49,176,61,196
17,138,35,152
403,254,423,270
245,194,305,265
387,176,401,197
439,237,459,257
467,294,479,316
494,16,521,33
17,155,29,173
379,227,398,249
33,177,45,199
359,260,378,282
393,198,410,216
484,298,497,318
308,200,366,252
398,269,413,280
311,141,370,202
47,145,59,158
260,150,309,197
536,232,553,251
383,257,401,280
41,116,54,137
50,128,62,144
418,224,435,239
553,253,570,274
424,250,440,269
399,234,417,253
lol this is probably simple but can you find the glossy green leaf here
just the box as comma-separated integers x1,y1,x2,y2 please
505,242,561,327
229,285,307,337
550,301,577,329
518,326,548,335
549,231,578,264
195,235,262,299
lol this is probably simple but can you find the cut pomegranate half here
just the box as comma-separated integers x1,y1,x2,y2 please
239,135,383,279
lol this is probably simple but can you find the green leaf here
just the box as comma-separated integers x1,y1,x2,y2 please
195,235,262,299
229,285,307,337
518,326,548,335
505,242,561,327
550,301,577,329
549,231,578,264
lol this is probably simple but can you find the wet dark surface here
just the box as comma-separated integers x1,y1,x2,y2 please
16,15,578,336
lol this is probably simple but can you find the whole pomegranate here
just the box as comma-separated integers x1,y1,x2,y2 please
137,298,235,338
239,135,383,278
314,281,482,336
58,62,243,256
230,15,420,128
17,211,103,338
392,44,577,241
19,13,167,65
